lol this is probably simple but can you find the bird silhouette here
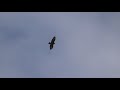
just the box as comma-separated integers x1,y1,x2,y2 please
48,36,56,50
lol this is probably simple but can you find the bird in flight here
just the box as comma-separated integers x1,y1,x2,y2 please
48,36,56,50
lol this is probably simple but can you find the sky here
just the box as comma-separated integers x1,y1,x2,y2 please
0,12,120,78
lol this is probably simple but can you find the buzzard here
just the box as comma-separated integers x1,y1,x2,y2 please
48,36,56,50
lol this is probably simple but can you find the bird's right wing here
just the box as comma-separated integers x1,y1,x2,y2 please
50,44,53,50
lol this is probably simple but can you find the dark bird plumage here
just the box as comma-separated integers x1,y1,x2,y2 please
48,36,56,50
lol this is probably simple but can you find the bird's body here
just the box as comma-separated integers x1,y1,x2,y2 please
48,36,56,50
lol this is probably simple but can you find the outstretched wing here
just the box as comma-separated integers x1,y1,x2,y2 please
50,44,53,50
51,36,56,43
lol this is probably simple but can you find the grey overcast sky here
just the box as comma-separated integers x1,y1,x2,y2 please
0,12,120,78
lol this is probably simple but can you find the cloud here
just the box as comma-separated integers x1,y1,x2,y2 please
0,12,120,77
